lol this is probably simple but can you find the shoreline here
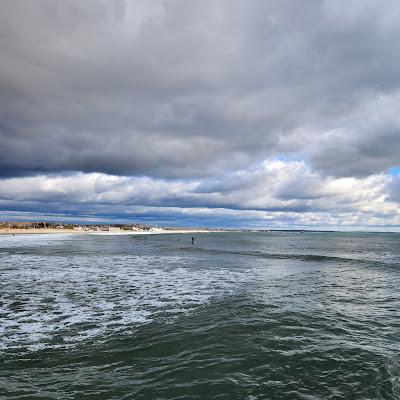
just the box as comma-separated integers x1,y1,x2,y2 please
0,228,224,235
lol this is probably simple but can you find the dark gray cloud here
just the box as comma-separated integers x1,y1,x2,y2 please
1,0,400,178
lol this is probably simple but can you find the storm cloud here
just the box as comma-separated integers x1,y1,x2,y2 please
0,0,399,228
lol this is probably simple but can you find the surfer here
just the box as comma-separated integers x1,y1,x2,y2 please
192,237,195,244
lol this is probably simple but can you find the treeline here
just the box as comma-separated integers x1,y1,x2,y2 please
0,222,76,229
0,222,152,230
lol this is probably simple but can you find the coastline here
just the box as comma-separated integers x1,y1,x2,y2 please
0,228,223,235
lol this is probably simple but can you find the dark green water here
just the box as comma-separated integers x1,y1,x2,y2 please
1,232,399,399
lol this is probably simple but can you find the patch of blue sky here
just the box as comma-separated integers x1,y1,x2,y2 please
389,166,400,176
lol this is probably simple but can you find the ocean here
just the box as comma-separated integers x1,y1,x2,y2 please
0,231,399,399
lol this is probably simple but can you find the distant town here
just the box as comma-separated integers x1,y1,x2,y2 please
0,222,339,233
0,221,226,233
0,221,184,232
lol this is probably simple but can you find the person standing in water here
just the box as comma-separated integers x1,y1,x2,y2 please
192,237,195,244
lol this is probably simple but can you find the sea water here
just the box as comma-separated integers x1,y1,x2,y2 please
0,232,399,399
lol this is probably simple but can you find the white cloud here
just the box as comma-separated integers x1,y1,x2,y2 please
1,160,399,229
1,1,400,228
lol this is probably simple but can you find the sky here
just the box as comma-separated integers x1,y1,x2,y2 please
0,0,399,230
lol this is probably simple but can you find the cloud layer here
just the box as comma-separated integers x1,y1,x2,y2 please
0,1,399,228
1,160,399,229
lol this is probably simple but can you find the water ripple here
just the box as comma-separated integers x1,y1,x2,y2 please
1,232,399,399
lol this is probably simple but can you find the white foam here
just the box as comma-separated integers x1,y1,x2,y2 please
0,237,249,351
